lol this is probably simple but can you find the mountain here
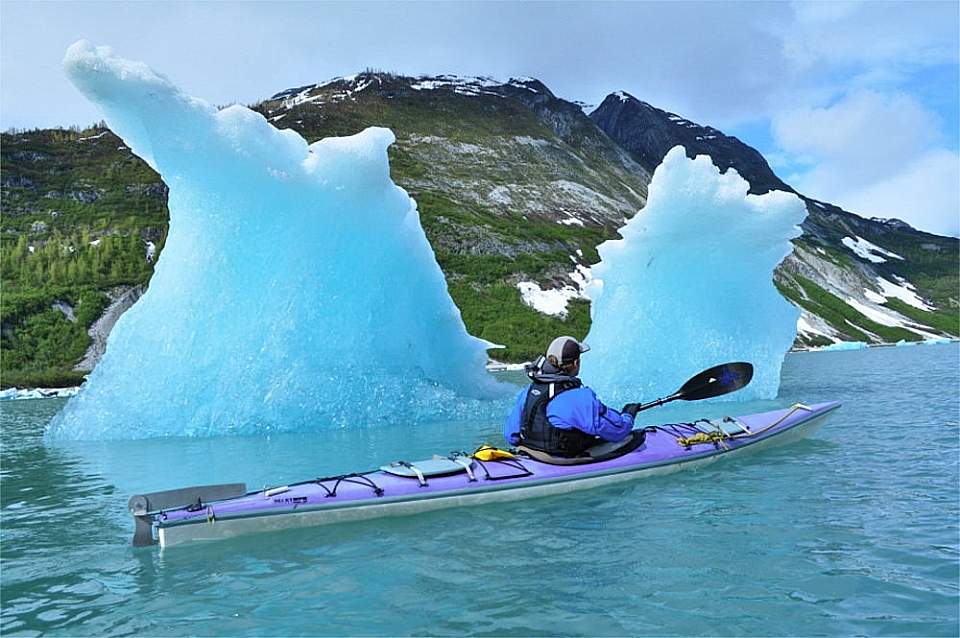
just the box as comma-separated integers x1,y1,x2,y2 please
590,92,790,194
1,126,166,386
590,92,959,347
254,76,658,354
1,74,956,386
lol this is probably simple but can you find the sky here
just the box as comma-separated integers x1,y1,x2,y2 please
2,1,958,236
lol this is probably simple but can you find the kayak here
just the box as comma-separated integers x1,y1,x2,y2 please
130,401,840,548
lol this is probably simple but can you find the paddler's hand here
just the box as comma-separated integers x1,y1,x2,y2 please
621,403,641,417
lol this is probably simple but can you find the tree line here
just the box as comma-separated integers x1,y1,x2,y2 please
2,229,160,290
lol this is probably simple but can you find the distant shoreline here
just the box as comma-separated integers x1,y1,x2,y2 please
4,340,956,399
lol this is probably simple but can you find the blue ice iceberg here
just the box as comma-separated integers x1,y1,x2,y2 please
583,147,806,405
48,42,505,440
815,341,869,352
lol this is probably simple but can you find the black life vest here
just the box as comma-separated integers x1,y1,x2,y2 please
518,378,598,457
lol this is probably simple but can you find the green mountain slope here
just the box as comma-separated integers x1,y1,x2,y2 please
1,125,166,386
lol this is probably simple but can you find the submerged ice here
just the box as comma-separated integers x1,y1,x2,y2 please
49,42,505,440
583,147,806,405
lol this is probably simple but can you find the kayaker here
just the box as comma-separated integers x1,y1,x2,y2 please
503,336,640,457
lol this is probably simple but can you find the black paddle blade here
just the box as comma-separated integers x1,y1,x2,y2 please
676,362,753,401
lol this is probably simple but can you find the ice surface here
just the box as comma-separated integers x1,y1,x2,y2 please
583,147,806,405
815,341,869,352
48,42,505,440
0,387,79,401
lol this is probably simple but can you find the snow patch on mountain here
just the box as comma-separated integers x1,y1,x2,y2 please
77,131,108,142
280,89,324,109
410,75,506,97
869,275,933,310
844,297,939,339
517,264,593,318
275,76,378,110
797,311,841,342
841,235,904,263
517,282,578,317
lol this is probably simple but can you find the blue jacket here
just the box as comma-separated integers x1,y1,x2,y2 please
503,385,635,447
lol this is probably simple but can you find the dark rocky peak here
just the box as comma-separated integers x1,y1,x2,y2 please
591,91,791,195
589,93,949,248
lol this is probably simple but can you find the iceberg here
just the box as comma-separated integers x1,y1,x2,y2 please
583,147,806,405
48,42,505,440
1,387,80,401
815,341,869,352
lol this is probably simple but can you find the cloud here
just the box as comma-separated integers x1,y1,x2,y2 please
843,150,960,237
1,1,956,237
776,91,938,151
772,91,958,235
783,1,959,71
772,91,940,187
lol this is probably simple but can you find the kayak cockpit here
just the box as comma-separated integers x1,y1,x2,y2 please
517,428,649,465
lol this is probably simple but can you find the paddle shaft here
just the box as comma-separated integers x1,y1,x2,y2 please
632,392,682,415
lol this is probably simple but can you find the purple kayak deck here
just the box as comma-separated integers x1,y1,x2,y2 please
156,401,840,531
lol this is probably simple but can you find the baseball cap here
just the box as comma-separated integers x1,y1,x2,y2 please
546,336,590,365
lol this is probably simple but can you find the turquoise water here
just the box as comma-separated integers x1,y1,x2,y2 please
2,345,958,636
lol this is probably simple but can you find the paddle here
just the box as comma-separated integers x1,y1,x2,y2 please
629,362,754,415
